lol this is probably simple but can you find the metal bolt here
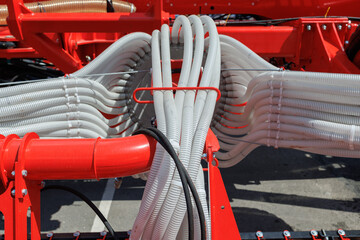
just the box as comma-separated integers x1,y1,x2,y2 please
85,56,92,62
213,153,216,159
21,189,28,196
283,230,291,237
22,170,28,177
338,229,345,236
11,189,15,196
310,230,318,236
127,230,132,236
73,231,80,237
306,25,312,31
201,153,207,159
100,231,107,236
41,181,46,188
345,40,349,45
348,24,352,29
11,171,15,176
337,24,342,30
256,231,264,238
114,177,123,189
322,24,327,30
46,232,54,238
221,205,225,209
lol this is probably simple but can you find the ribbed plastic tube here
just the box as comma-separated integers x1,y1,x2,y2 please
0,0,136,25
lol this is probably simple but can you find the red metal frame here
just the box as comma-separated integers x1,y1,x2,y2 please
1,0,359,73
1,0,360,239
0,133,156,240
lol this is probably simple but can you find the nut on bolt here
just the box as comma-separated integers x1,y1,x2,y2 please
73,231,80,237
100,231,107,236
338,229,345,236
256,231,264,238
22,170,28,177
306,24,312,31
310,230,318,236
283,230,291,237
22,189,28,196
322,24,327,30
337,24,342,30
46,232,54,238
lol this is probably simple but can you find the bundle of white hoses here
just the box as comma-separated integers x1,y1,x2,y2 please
212,35,360,167
130,15,220,240
0,32,152,138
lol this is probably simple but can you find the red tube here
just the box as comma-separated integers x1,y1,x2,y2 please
0,133,156,182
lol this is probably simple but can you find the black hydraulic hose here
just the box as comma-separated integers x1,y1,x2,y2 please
41,185,119,240
134,127,206,240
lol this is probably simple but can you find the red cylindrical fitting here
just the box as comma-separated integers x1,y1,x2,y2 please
0,133,156,183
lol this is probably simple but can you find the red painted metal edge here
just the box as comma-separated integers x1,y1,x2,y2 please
207,147,241,240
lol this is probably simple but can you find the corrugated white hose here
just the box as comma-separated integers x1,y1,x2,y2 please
216,116,360,162
172,15,193,130
152,16,196,240
218,79,360,127
130,30,168,240
146,24,180,240
0,104,130,126
0,96,127,118
0,87,126,108
72,32,151,77
159,15,204,240
166,15,220,240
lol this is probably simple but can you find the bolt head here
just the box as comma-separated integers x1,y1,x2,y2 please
306,25,312,31
348,24,352,29
100,231,107,236
46,232,54,237
11,171,15,176
256,231,264,238
322,24,327,30
21,189,28,196
338,229,345,236
201,153,207,159
73,231,80,237
311,230,318,236
22,170,28,177
337,24,342,30
283,230,291,237
11,189,15,196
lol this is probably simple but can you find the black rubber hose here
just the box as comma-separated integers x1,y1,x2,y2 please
41,185,119,240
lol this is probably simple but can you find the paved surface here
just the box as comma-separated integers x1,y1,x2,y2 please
1,147,359,235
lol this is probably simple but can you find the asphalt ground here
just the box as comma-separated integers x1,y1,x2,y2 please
1,146,359,236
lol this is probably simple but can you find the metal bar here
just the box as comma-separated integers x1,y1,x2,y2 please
20,13,164,33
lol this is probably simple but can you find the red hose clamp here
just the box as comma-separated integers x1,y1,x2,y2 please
132,86,221,104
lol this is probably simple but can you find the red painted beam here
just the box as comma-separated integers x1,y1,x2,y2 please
217,26,298,57
20,13,166,33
